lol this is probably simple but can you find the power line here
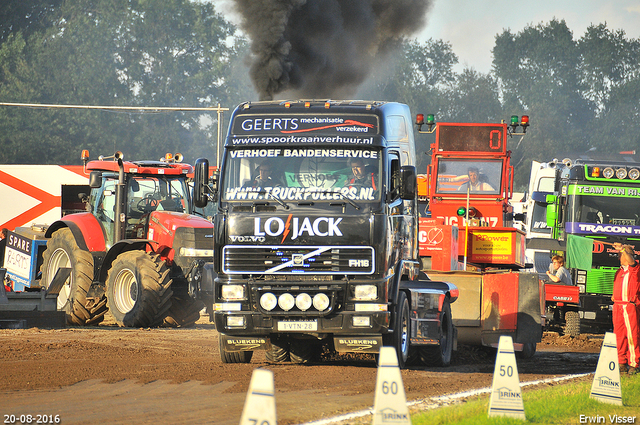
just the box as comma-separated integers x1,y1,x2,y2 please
0,101,228,112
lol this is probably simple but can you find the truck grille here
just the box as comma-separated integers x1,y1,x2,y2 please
222,245,374,275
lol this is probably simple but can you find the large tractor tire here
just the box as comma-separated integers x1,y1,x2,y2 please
266,336,290,362
218,336,254,364
106,251,173,327
162,293,204,328
563,310,581,337
289,338,319,364
384,291,411,369
419,297,454,367
41,228,106,326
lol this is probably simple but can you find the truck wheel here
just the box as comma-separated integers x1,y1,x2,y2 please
218,336,253,364
266,336,290,362
289,339,318,364
162,294,204,327
387,291,410,369
41,228,104,326
419,297,454,367
563,310,581,337
516,342,537,359
106,251,173,327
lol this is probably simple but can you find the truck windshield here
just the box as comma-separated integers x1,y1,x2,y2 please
435,159,502,195
567,191,640,228
222,148,382,202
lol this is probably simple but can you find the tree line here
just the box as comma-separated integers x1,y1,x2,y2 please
1,0,639,189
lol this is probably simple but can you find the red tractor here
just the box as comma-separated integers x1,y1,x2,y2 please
40,151,215,327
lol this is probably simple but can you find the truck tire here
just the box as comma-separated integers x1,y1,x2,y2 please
266,336,290,362
162,294,204,327
106,251,173,327
419,297,454,367
218,336,253,363
387,291,410,369
41,228,105,326
516,342,537,359
289,339,318,364
563,310,580,337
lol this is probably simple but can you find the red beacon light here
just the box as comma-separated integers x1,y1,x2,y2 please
520,115,530,133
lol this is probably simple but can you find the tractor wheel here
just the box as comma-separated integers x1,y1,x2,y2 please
563,310,581,337
106,251,173,327
41,228,105,326
162,294,204,327
419,297,454,367
289,339,318,364
218,335,253,364
266,336,290,362
384,291,411,369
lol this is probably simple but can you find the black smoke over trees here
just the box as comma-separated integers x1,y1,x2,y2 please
231,0,434,100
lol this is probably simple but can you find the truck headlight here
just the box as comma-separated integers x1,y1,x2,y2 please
260,292,277,311
221,285,245,301
313,293,330,311
179,247,214,257
354,285,377,300
295,293,312,311
278,293,295,311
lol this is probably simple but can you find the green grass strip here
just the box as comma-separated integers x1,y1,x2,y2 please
411,376,640,424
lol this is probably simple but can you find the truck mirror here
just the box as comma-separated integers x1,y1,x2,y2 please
193,158,209,208
546,203,558,228
399,165,417,200
89,171,102,188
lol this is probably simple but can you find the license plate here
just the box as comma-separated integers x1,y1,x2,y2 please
277,320,318,331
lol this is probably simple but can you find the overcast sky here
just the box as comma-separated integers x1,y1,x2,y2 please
214,0,640,74
419,0,640,73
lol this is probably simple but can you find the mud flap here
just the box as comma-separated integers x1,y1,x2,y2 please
220,334,270,352
333,335,383,353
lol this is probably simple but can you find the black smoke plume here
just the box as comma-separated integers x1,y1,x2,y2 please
232,0,434,100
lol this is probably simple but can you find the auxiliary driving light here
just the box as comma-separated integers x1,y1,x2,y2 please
616,168,628,179
313,293,330,312
603,167,615,179
260,292,277,311
278,293,295,311
629,169,640,180
295,293,313,311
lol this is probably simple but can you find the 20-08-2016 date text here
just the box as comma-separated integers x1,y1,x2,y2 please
4,415,60,424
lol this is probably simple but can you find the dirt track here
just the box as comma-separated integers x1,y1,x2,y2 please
0,317,603,425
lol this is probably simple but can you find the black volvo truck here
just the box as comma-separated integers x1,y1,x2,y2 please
194,100,458,368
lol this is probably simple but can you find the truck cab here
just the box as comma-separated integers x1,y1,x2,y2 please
194,100,458,368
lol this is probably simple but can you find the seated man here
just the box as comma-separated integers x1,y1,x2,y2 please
458,166,495,193
546,255,573,285
344,158,377,189
243,162,276,188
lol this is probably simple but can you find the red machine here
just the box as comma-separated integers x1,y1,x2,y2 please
415,115,543,356
39,151,215,327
